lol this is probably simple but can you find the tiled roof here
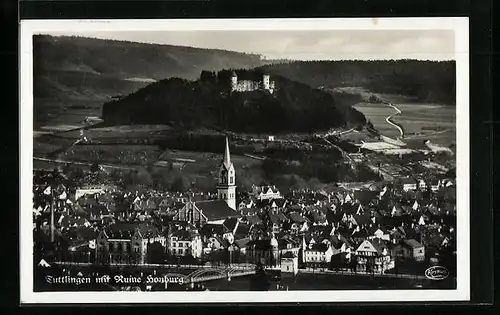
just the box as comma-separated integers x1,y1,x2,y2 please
252,185,280,194
240,207,260,216
171,229,192,241
246,215,264,226
234,223,251,238
352,213,372,226
223,218,238,233
199,224,225,237
354,189,378,205
306,243,329,252
341,203,359,215
234,237,250,249
281,252,297,258
402,239,423,249
401,177,417,185
369,238,390,255
249,239,272,251
195,200,240,221
104,222,160,239
310,211,327,223
288,212,308,223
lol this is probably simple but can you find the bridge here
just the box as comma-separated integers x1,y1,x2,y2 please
160,266,256,287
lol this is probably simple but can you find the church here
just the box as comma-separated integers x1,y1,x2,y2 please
174,137,240,226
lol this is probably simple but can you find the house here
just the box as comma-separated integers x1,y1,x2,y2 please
288,212,310,233
169,229,203,258
349,212,372,228
232,237,251,256
278,236,301,258
268,210,289,234
303,243,334,266
354,239,394,273
227,237,251,263
367,226,391,241
402,239,425,261
221,217,239,244
238,198,254,209
233,222,251,239
245,215,264,228
430,179,441,192
95,222,164,264
418,179,427,190
251,185,283,200
390,204,405,217
401,177,417,192
247,236,280,267
204,235,226,255
354,189,379,206
330,233,353,262
75,185,106,200
309,210,329,226
412,200,420,211
240,207,260,216
280,252,298,275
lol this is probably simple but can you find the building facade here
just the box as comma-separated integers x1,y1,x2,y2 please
251,185,283,200
95,223,165,265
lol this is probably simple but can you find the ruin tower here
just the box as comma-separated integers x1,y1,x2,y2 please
262,74,270,91
217,137,237,210
230,71,238,92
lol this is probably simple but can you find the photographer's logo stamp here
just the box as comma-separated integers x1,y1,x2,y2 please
425,266,449,280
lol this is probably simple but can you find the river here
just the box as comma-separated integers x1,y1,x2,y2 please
200,272,456,291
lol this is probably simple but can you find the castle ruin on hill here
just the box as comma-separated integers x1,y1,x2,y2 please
230,71,275,94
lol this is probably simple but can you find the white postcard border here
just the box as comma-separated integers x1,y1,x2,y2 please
20,17,469,304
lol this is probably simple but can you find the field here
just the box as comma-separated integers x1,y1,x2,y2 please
394,104,456,146
353,102,399,138
34,99,106,129
354,100,456,147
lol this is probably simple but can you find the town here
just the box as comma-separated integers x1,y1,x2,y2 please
32,136,457,291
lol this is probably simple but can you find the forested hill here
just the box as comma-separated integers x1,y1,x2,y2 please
258,60,456,105
102,69,367,133
33,35,268,100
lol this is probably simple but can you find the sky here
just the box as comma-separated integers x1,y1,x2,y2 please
45,30,455,61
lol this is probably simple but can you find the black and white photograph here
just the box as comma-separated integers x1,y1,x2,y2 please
20,18,470,303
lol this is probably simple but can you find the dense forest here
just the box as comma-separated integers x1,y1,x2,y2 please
259,60,456,105
102,69,367,133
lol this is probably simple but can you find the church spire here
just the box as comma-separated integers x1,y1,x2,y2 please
223,136,231,169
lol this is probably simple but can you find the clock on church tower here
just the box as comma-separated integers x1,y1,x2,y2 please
217,137,236,210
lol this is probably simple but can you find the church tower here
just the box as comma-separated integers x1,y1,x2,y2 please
217,137,236,210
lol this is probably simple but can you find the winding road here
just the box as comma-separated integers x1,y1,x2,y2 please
385,103,405,139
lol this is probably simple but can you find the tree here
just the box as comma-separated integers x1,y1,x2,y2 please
147,242,166,264
90,163,100,173
170,175,191,192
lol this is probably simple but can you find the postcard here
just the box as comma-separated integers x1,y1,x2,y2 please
19,17,469,303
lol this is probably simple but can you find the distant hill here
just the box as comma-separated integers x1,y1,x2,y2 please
33,35,271,126
102,69,367,133
258,60,456,105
